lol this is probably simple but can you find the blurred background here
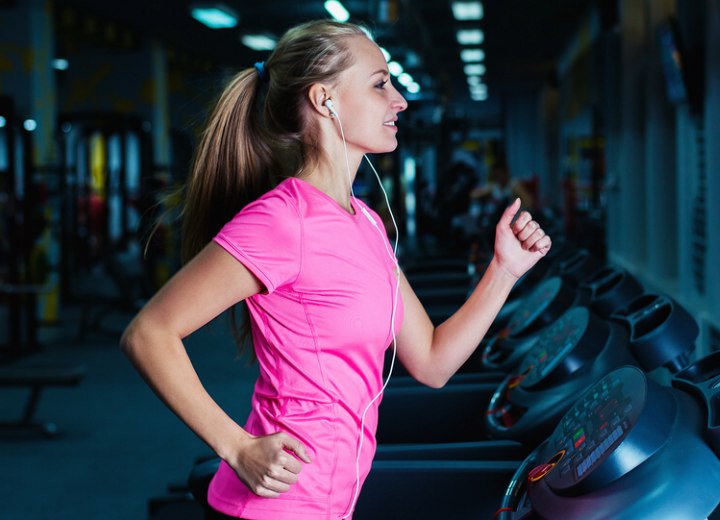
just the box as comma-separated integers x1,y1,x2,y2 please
1,0,719,518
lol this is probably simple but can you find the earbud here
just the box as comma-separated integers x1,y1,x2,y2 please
324,99,338,117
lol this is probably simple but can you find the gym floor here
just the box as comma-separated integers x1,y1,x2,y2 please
0,307,258,520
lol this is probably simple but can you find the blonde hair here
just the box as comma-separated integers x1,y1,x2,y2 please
179,20,370,354
181,20,369,261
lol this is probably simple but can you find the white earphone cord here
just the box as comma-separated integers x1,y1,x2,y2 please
334,111,400,519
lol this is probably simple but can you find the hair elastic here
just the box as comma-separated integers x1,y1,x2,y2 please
254,61,268,82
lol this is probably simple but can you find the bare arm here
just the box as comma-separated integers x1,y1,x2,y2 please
395,199,551,387
120,242,310,497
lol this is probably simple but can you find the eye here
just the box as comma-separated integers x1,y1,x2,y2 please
375,79,388,89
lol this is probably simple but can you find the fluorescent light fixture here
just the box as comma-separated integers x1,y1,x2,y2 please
324,0,350,22
456,29,484,45
380,47,391,61
464,63,486,75
471,91,488,101
23,119,37,131
467,75,483,86
388,61,404,76
0,116,6,128
470,83,487,95
398,72,413,87
191,4,238,29
241,34,277,51
452,1,483,20
407,82,420,94
52,58,69,70
460,48,485,62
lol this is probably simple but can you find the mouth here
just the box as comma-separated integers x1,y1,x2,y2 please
383,120,397,127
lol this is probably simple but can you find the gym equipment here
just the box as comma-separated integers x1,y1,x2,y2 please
611,292,698,373
485,292,697,448
476,276,578,373
576,265,644,319
0,96,46,358
0,364,85,436
479,264,643,374
57,113,156,339
496,355,720,519
544,248,603,288
485,306,633,446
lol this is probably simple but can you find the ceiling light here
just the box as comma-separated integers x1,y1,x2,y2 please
24,119,38,131
452,1,483,21
470,83,487,95
380,47,391,61
470,91,488,101
324,0,350,22
460,48,485,62
52,58,69,70
388,61,404,76
466,75,483,86
407,82,421,94
0,116,6,128
456,29,484,45
464,63,486,75
241,34,277,51
398,72,413,87
190,3,238,29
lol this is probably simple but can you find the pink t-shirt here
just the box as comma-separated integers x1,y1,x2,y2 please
208,177,403,519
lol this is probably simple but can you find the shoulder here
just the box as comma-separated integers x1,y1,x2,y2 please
218,179,303,243
229,179,300,222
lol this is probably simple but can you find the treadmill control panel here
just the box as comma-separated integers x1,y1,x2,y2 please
518,307,589,388
507,277,562,333
542,366,646,492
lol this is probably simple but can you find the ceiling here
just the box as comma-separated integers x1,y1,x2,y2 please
53,0,596,111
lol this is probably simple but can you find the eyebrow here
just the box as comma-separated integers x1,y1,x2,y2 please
371,68,389,77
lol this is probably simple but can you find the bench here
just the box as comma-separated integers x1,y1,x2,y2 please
0,364,85,436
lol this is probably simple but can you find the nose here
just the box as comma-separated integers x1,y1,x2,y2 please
392,85,408,113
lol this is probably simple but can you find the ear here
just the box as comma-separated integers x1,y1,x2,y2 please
308,83,334,118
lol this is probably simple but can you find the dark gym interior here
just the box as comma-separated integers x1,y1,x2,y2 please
2,1,720,519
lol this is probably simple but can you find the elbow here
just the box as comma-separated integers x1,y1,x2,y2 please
412,370,451,389
119,318,143,359
119,325,134,357
426,374,451,389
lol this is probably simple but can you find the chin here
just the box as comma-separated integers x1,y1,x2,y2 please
375,141,399,154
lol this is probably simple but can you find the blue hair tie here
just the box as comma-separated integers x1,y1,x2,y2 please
254,61,267,82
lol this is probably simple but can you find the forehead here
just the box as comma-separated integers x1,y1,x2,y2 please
344,35,387,74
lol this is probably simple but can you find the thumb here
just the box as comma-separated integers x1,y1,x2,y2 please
284,436,312,464
498,198,521,227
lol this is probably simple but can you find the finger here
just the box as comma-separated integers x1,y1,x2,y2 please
277,452,302,475
498,198,521,227
265,464,299,487
521,228,545,250
531,235,552,254
512,211,533,234
517,220,541,242
257,474,291,496
282,436,312,464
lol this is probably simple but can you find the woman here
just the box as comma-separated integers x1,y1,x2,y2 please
120,20,551,520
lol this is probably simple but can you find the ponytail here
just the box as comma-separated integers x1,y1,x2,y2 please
181,69,280,262
175,20,371,357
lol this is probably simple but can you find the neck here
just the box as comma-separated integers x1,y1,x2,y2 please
302,148,363,213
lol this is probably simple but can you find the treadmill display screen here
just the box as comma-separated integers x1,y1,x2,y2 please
507,277,562,333
519,307,589,388
544,367,646,491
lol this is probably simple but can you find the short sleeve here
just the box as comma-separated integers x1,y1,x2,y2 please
213,191,302,294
